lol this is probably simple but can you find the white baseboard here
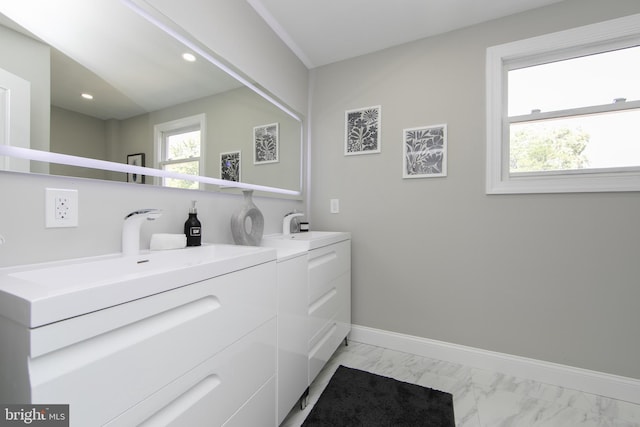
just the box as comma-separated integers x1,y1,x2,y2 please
349,325,640,405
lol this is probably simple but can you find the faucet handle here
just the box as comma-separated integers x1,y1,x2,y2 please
125,209,162,220
284,211,304,218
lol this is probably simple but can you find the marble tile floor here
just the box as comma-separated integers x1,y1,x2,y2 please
280,341,640,427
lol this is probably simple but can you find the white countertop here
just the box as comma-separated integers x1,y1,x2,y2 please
0,244,277,328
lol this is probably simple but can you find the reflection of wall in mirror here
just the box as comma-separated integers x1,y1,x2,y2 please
0,24,50,174
50,106,109,180
49,86,300,190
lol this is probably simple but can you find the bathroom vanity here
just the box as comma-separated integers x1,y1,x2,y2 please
0,245,278,426
0,233,351,426
262,231,351,424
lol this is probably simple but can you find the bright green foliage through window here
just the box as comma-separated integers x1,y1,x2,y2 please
510,125,590,173
161,128,201,189
166,130,200,161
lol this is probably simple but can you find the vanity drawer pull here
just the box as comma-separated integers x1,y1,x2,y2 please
308,251,337,268
30,296,221,383
308,287,337,315
309,323,337,358
139,375,222,426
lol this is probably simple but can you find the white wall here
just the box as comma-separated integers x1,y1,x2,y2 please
0,171,300,266
309,0,640,380
0,0,308,267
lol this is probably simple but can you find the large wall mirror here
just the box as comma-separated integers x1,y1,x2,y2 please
0,0,303,196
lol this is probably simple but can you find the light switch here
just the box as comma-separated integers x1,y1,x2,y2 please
330,199,340,214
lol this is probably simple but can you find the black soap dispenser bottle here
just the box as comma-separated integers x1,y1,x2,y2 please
184,200,202,246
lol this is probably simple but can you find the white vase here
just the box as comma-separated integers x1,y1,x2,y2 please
230,190,264,246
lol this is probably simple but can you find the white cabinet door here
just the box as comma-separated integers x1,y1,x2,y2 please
276,254,308,424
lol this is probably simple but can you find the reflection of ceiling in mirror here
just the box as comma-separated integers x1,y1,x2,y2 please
50,48,147,120
2,0,243,121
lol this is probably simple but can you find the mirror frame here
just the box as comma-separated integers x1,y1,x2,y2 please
0,145,301,196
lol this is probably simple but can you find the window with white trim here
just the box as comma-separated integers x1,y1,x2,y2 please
154,114,205,189
486,14,640,194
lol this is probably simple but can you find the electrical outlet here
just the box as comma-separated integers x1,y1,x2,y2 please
55,195,70,220
46,188,78,228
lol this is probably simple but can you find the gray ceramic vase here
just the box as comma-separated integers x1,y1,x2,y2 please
230,190,264,246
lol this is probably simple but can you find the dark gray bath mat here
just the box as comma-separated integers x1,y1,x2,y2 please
301,365,455,427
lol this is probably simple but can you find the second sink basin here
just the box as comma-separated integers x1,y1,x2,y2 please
261,231,350,251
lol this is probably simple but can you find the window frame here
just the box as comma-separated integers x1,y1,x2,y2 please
153,114,206,189
485,13,640,194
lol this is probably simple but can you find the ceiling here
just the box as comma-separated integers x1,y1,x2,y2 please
247,0,567,68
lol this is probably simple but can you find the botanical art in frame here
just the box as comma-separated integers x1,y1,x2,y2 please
403,124,447,178
253,122,279,164
126,153,145,184
220,151,241,182
345,105,381,155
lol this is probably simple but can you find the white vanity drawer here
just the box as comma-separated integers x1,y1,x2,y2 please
308,270,351,383
106,319,277,427
308,319,343,383
308,285,339,347
308,241,350,303
29,262,276,427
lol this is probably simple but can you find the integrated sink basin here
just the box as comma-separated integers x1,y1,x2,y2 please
10,244,262,289
0,244,276,328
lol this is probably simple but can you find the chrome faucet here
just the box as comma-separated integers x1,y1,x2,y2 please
122,209,162,256
283,212,304,235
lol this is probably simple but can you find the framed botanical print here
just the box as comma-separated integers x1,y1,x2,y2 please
253,122,279,164
220,151,241,182
345,105,381,155
403,124,447,178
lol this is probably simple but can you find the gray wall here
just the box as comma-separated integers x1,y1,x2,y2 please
50,106,109,181
309,0,640,379
0,0,307,267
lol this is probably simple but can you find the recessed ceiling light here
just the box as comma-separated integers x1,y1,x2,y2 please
182,52,197,62
81,93,94,100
